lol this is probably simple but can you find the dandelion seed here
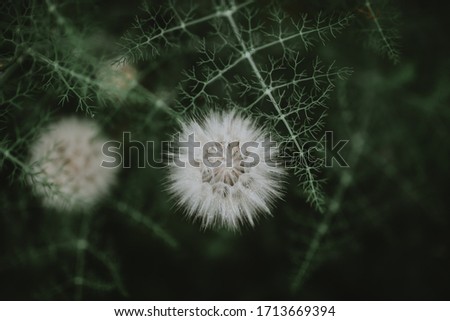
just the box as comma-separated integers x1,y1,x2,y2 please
168,110,285,230
28,117,118,212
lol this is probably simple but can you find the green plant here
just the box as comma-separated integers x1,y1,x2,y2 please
4,0,446,301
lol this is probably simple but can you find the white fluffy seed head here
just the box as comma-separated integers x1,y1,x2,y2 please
28,117,118,212
97,59,138,100
168,110,285,230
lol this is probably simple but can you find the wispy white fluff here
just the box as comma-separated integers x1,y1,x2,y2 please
28,117,118,212
168,110,285,230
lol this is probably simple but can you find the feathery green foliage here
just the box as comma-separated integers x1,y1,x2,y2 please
1,0,448,301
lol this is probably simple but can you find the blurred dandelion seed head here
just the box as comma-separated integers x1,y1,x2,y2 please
97,59,138,100
168,110,286,230
28,117,118,212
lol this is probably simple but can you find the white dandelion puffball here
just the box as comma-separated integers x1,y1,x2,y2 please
97,59,138,99
168,110,285,230
28,117,117,212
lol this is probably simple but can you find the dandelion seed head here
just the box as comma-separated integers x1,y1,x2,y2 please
168,110,285,230
97,59,138,100
28,117,118,212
